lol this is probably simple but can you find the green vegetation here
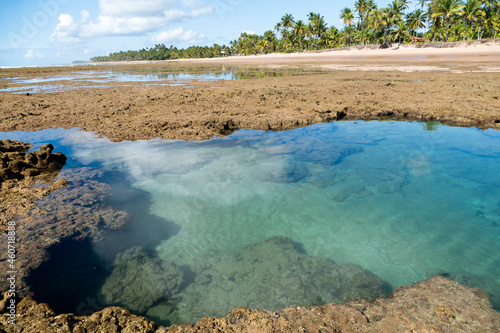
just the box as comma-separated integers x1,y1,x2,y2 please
91,0,499,62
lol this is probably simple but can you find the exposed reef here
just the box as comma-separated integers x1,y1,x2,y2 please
0,140,66,185
1,71,499,142
2,276,499,332
0,140,67,232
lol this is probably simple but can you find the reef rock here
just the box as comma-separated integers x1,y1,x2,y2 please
0,167,130,297
440,271,500,310
166,236,386,324
102,247,184,314
0,140,66,184
2,276,500,332
0,140,68,231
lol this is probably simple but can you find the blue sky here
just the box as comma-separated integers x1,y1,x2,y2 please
0,0,395,67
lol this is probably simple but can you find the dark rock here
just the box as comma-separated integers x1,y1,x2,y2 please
0,140,67,185
0,167,130,298
102,247,184,314
167,236,386,324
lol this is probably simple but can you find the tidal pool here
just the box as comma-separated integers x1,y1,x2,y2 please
0,67,325,94
2,121,499,324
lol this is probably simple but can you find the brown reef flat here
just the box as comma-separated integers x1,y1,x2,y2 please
1,70,500,141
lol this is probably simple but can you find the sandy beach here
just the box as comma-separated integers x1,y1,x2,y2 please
99,39,500,73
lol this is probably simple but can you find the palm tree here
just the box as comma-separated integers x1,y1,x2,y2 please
393,19,410,42
482,5,499,38
277,13,295,40
407,9,428,41
263,30,277,52
388,0,405,25
340,7,355,45
322,26,341,48
355,0,369,44
417,0,430,9
460,0,484,40
367,7,386,43
432,0,462,41
293,20,307,51
308,12,327,49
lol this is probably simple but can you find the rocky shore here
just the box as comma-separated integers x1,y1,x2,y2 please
1,58,500,331
1,276,499,332
0,140,130,300
1,70,499,142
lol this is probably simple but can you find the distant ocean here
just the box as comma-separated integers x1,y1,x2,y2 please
1,63,93,69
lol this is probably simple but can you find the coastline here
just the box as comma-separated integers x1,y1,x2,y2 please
91,39,500,71
1,43,500,332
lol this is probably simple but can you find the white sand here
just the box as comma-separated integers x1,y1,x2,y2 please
98,41,500,73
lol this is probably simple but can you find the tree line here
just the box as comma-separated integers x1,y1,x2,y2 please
91,0,499,62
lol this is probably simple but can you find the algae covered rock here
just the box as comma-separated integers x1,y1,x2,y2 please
169,236,386,324
102,247,184,314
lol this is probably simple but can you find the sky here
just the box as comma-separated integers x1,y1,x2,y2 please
0,0,395,67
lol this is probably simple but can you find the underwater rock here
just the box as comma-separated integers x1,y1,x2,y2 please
167,236,386,324
330,167,410,202
256,161,310,183
0,167,130,297
29,167,130,242
295,146,363,166
101,247,184,314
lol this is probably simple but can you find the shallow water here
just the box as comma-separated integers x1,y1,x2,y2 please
0,67,323,94
2,121,499,324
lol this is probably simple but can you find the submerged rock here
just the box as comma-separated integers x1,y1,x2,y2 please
167,236,386,324
102,247,184,314
0,167,130,297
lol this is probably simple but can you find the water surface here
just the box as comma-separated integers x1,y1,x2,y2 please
2,121,499,324
0,66,325,94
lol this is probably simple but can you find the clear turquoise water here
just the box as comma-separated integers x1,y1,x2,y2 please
2,121,499,323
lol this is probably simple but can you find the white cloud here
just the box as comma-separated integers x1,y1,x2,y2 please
181,0,204,8
99,0,175,18
59,13,74,26
81,15,168,37
163,9,189,22
50,14,86,47
24,50,44,58
51,0,214,45
243,30,256,35
151,27,205,44
191,5,213,17
80,10,90,23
